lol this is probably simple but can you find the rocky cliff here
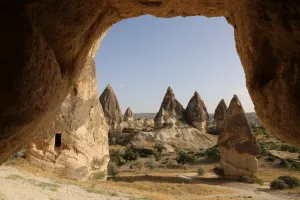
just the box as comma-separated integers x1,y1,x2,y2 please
26,60,109,180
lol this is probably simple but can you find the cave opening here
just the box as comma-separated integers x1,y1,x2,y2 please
54,133,62,148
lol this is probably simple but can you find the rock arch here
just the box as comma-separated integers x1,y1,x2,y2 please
1,0,300,162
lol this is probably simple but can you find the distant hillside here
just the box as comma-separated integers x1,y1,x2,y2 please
135,112,262,127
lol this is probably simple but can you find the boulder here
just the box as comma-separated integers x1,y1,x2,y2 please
214,99,227,134
186,91,209,131
124,107,134,121
99,84,123,138
154,87,185,129
218,95,261,177
26,60,109,180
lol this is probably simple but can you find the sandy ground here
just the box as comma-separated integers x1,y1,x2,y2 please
0,166,141,200
1,164,300,200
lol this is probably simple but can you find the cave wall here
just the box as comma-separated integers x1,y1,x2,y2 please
1,0,300,162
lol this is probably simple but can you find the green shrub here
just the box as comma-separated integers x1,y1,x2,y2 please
123,149,139,162
197,167,205,176
260,144,270,156
146,156,156,169
266,156,276,162
280,144,300,153
280,159,292,169
107,163,119,177
279,159,300,171
195,147,221,160
213,167,224,177
154,142,165,155
239,176,250,183
270,179,289,190
122,127,137,133
278,176,300,189
176,151,195,165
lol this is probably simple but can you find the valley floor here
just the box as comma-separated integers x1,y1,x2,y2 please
1,159,300,200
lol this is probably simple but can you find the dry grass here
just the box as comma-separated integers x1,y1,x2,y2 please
5,172,61,192
7,159,232,200
99,178,232,200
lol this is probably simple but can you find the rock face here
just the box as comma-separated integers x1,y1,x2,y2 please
186,91,209,131
133,124,217,152
218,95,261,177
123,107,134,121
154,87,185,129
99,85,123,138
214,99,228,134
26,60,109,180
1,1,300,163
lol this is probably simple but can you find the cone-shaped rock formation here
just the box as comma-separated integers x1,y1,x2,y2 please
99,84,123,137
218,95,261,177
186,91,209,131
154,87,185,129
214,99,227,134
124,107,134,121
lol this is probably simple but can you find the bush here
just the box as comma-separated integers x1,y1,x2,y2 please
280,144,300,153
239,176,250,183
213,167,224,177
123,149,139,162
146,156,157,169
278,176,300,188
154,142,165,155
280,159,292,169
266,156,276,162
270,179,289,190
176,151,195,165
122,127,137,134
107,162,119,177
197,167,205,176
195,147,221,160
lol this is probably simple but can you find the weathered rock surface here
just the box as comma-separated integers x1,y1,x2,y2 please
218,95,261,177
154,87,185,129
186,91,209,131
133,123,217,152
214,99,227,134
99,84,123,138
26,60,109,180
1,1,300,162
123,107,134,121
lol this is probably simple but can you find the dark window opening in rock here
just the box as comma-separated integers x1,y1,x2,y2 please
55,133,62,148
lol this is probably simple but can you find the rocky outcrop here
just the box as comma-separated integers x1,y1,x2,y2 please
133,123,217,152
99,84,123,138
154,87,185,129
26,60,109,180
214,99,227,134
124,107,134,121
2,1,300,163
186,91,209,131
218,95,261,177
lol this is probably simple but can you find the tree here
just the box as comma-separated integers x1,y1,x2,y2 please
176,151,195,165
123,149,139,162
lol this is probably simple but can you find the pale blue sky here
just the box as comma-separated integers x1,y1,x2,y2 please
95,15,254,114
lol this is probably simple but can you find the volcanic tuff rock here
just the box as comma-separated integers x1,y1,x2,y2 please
99,84,123,137
185,91,209,131
218,95,261,177
26,60,109,180
154,87,185,129
124,107,134,121
214,99,228,134
3,0,300,164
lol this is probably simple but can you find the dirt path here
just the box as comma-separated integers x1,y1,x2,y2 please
178,172,300,200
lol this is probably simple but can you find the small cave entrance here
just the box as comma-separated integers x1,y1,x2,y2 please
54,133,62,148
